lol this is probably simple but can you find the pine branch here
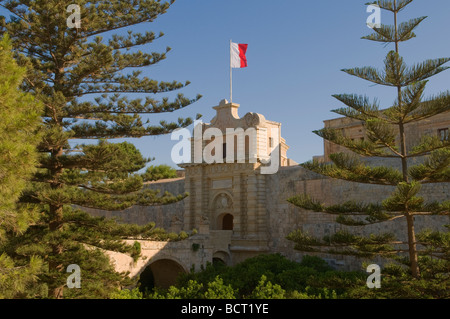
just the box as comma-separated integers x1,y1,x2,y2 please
302,153,403,185
409,149,450,183
362,17,426,43
342,66,387,86
382,181,424,212
331,94,382,121
409,135,450,158
403,58,450,86
287,230,399,258
343,53,450,88
314,128,398,158
287,194,399,226
69,116,197,140
365,0,414,12
405,92,450,124
365,118,402,156
65,93,201,119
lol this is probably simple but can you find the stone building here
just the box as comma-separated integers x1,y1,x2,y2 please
178,99,298,265
317,110,450,162
85,100,449,289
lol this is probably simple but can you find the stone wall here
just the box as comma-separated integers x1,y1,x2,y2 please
266,164,450,270
83,177,186,232
84,162,449,273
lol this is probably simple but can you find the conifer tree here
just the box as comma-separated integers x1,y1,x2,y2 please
0,0,200,298
0,34,45,298
287,0,449,279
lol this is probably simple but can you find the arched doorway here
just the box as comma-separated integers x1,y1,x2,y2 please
213,251,231,266
222,213,234,230
138,258,186,291
211,193,234,230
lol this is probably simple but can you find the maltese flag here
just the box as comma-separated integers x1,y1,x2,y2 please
231,42,248,68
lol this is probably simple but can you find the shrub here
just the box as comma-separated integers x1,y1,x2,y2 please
249,275,286,299
299,255,333,272
110,288,143,299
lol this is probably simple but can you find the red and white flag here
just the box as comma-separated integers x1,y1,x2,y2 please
231,42,248,68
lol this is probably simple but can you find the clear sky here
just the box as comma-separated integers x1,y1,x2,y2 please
126,0,450,168
4,0,450,169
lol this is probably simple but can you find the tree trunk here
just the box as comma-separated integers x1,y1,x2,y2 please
48,146,65,298
394,2,420,279
405,213,420,278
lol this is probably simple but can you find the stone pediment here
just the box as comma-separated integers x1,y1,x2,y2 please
208,99,268,132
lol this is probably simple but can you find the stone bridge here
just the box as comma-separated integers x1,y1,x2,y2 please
108,230,233,289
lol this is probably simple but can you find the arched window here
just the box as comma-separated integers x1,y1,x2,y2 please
222,214,234,230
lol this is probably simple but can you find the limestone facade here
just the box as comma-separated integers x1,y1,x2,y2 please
85,100,449,286
319,111,450,162
178,99,298,264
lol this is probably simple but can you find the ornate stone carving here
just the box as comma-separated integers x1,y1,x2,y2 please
214,193,232,210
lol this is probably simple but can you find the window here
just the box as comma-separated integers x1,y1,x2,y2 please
222,214,233,230
269,137,273,148
438,128,449,141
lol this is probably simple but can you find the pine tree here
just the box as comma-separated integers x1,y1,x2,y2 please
0,34,45,298
142,164,178,182
0,0,200,298
287,0,450,279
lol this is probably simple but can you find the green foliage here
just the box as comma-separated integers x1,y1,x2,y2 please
148,279,205,299
249,275,286,299
298,255,333,272
0,253,45,299
110,287,143,299
0,0,199,298
288,229,397,258
204,276,237,299
0,34,45,299
173,254,347,299
142,165,178,182
113,253,447,299
347,259,449,299
0,34,42,239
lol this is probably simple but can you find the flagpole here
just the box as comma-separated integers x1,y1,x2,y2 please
230,39,232,103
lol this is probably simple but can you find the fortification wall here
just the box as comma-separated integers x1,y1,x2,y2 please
266,163,450,270
83,178,186,232
83,161,449,272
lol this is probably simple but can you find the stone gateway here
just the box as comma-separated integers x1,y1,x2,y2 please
84,100,449,288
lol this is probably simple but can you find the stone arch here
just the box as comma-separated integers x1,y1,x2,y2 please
138,257,187,290
210,192,234,230
213,251,231,266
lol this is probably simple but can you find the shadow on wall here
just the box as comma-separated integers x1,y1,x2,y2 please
106,240,190,291
138,257,187,290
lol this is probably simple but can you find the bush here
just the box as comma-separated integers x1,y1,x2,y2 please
110,288,143,299
276,267,318,291
149,276,237,299
299,255,333,272
249,275,286,299
204,276,237,299
144,254,448,299
174,254,360,299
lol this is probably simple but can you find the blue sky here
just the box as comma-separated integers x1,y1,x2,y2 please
3,0,450,169
126,0,450,168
